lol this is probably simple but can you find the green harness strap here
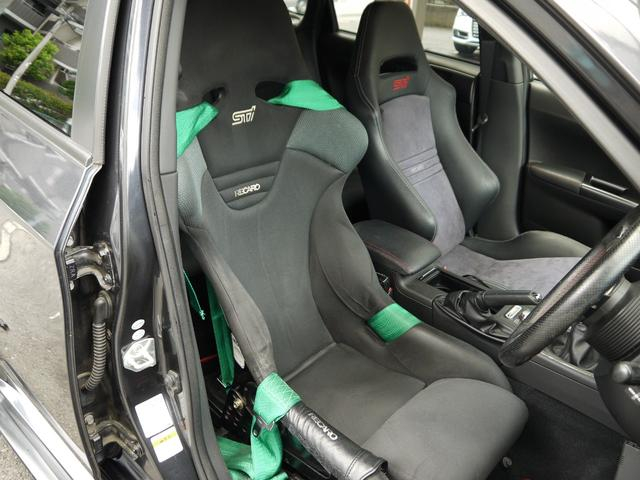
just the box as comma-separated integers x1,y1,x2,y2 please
176,102,219,157
183,271,235,388
177,81,338,479
368,303,421,342
216,373,300,480
184,271,206,321
267,79,343,111
207,280,235,388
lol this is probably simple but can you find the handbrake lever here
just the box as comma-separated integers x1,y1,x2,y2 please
476,290,541,310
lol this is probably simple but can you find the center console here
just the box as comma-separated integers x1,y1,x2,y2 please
356,219,623,433
355,220,539,345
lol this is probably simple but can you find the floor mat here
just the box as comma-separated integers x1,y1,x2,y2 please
489,380,624,480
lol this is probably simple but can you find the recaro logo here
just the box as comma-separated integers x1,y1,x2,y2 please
392,75,410,91
232,105,256,126
234,183,261,198
307,412,338,441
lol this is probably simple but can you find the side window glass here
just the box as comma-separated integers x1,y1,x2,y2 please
335,0,376,34
284,0,308,20
423,2,480,63
0,1,87,135
331,1,480,64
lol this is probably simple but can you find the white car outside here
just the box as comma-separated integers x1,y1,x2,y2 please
452,8,479,54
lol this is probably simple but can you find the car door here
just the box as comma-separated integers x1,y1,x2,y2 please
0,1,117,477
521,79,640,250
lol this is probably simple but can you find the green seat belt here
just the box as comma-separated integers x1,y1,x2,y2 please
176,102,219,157
267,79,343,111
217,373,301,480
368,303,421,342
183,271,235,388
177,80,337,479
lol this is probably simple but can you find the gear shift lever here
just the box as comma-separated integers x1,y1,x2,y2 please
443,289,541,339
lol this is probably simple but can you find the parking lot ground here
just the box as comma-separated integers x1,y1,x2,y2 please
0,437,32,479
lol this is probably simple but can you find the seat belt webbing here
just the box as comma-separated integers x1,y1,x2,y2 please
473,37,497,148
368,303,421,342
206,279,235,388
183,271,235,388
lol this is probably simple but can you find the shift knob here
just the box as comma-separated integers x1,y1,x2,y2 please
612,361,640,385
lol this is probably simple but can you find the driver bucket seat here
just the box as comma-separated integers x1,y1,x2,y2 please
177,1,527,478
346,2,589,297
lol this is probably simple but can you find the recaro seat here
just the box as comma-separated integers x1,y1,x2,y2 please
177,1,527,479
346,2,588,296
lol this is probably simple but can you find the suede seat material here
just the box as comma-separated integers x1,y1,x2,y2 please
346,1,588,297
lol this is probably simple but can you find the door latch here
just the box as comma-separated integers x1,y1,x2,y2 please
65,241,116,291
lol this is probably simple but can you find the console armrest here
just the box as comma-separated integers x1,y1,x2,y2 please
355,220,441,276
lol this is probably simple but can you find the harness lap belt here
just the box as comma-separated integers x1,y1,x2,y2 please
368,303,421,342
218,373,301,480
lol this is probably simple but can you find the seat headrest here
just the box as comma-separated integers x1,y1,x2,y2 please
179,0,312,179
351,1,431,105
179,0,308,111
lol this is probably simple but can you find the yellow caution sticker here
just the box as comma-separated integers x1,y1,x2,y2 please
151,426,183,462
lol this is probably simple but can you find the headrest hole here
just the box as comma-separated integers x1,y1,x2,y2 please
204,87,226,105
256,81,287,101
380,57,417,74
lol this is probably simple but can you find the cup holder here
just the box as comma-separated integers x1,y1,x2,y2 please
419,268,484,293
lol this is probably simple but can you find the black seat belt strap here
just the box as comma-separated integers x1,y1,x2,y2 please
473,35,497,148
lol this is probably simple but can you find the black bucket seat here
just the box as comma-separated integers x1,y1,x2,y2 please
177,1,527,478
346,2,588,297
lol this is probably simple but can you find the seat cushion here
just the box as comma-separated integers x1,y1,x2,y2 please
363,379,528,480
287,343,424,443
438,240,584,296
289,344,527,480
462,230,589,260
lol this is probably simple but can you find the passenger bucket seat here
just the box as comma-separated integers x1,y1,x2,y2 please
177,1,527,478
346,1,589,297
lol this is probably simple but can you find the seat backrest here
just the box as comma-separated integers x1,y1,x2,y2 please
177,0,372,376
347,2,500,254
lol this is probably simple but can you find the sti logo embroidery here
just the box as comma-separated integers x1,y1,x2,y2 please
234,183,261,198
232,105,256,126
392,76,410,91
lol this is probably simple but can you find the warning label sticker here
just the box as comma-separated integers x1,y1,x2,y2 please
151,426,183,462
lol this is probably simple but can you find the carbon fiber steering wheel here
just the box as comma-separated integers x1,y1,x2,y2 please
500,206,640,367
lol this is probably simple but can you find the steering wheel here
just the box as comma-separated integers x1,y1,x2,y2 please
500,206,640,367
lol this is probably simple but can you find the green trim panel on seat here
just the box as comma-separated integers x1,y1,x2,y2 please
368,303,421,342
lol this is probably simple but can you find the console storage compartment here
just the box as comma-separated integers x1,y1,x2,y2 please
355,219,441,278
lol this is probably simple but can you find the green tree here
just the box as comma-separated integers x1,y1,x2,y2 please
59,79,75,99
0,29,59,81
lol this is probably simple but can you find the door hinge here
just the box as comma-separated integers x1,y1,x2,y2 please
65,241,116,291
85,414,143,461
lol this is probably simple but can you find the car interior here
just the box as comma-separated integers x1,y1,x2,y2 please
171,0,639,478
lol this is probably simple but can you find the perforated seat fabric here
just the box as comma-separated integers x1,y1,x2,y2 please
346,1,588,296
177,1,527,478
